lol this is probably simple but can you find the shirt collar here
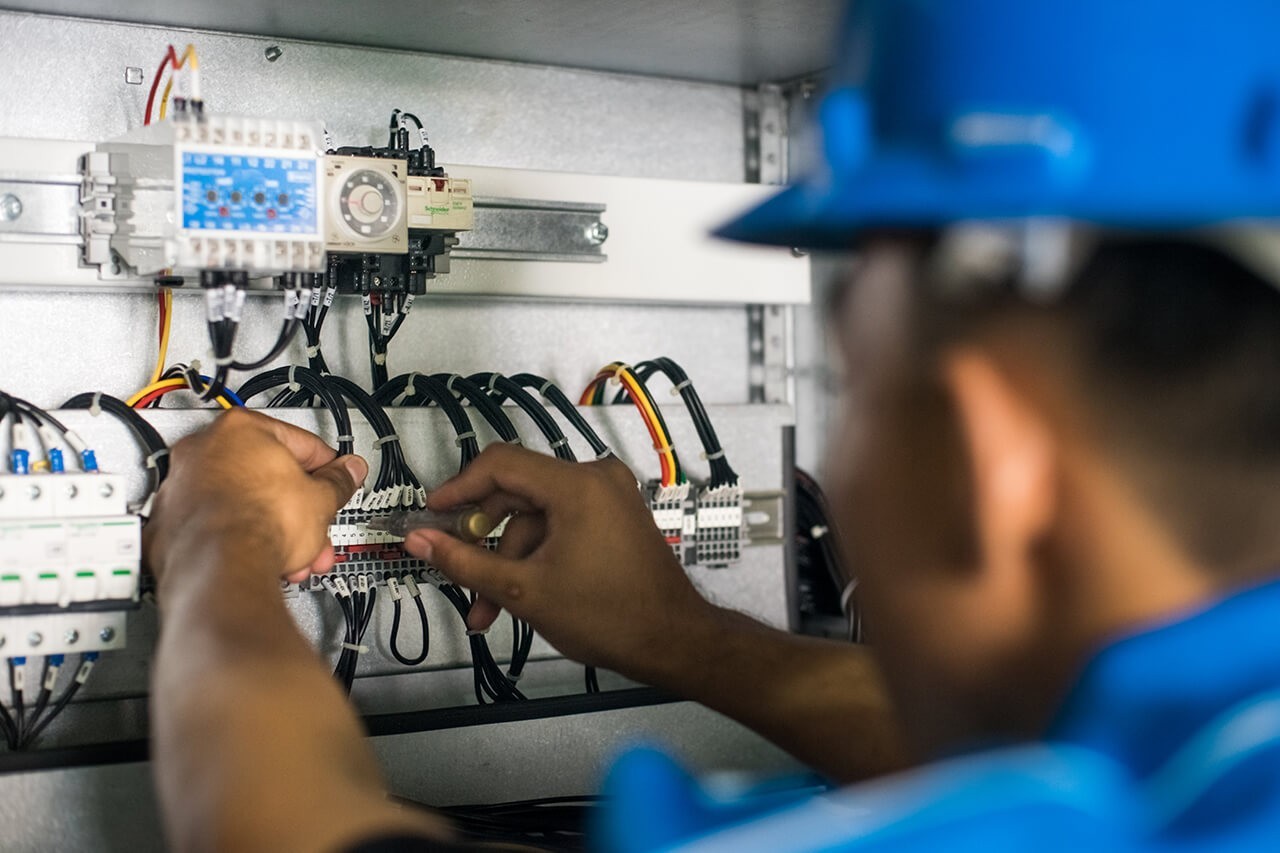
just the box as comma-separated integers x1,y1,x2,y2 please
1046,577,1280,778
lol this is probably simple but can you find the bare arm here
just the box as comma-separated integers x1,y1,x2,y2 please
146,410,450,853
401,444,909,783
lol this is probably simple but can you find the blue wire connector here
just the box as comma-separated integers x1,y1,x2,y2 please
80,449,99,472
48,448,65,474
9,448,29,475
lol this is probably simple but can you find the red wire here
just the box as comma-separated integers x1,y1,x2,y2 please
131,387,174,409
144,46,179,126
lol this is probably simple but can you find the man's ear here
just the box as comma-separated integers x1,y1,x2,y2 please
941,349,1057,576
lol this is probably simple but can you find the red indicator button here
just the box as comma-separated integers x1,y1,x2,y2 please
218,206,229,217
267,208,277,219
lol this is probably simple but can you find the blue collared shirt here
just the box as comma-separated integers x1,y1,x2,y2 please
598,580,1280,851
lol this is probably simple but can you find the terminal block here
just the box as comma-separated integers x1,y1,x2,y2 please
0,473,140,656
80,115,327,276
645,482,746,568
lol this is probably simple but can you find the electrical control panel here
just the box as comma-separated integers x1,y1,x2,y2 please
80,115,328,276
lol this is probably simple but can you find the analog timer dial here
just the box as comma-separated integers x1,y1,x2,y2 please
338,169,402,240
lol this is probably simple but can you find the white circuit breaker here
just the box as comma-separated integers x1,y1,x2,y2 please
0,473,140,656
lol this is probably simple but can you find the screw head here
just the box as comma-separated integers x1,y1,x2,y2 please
587,221,609,245
99,627,116,643
28,484,41,500
264,45,284,62
65,484,79,499
27,632,42,647
64,629,79,645
0,194,22,222
99,482,115,499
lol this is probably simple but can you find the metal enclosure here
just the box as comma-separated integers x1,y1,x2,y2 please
0,5,832,849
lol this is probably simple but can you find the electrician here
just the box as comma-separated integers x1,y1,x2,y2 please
143,0,1280,849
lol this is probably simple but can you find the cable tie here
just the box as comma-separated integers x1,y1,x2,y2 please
539,379,555,397
392,373,420,406
507,437,523,446
595,448,614,460
703,449,726,461
372,434,401,449
506,672,522,684
670,379,693,395
549,437,568,450
446,374,462,394
214,355,234,366
287,364,302,393
145,448,170,469
609,363,635,386
453,430,477,448
305,345,320,358
653,442,673,454
341,642,369,654
465,628,489,637
88,392,103,417
372,353,387,365
487,373,504,394
335,434,355,444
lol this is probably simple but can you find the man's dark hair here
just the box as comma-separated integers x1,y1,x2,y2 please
913,237,1280,572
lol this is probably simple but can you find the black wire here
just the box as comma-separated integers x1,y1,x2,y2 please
236,366,355,457
429,373,521,444
627,357,739,488
0,691,17,750
8,661,24,747
510,373,612,459
389,588,430,667
375,373,481,471
470,373,576,462
19,655,89,748
62,392,170,500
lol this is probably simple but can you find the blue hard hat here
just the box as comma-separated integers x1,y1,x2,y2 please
717,0,1280,248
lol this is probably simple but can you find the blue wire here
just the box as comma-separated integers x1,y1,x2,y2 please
193,376,244,407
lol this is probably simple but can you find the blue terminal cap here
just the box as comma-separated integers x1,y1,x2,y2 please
717,0,1280,248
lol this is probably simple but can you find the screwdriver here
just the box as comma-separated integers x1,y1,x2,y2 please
365,506,495,543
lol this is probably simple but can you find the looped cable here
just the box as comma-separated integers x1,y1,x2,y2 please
213,355,234,366
287,364,302,393
487,373,505,394
372,434,401,449
670,379,693,396
453,430,477,448
88,392,103,417
539,379,555,397
446,374,462,394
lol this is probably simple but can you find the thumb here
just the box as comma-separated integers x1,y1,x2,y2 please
403,529,531,615
310,454,368,514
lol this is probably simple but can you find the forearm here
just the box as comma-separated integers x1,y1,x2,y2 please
153,546,446,852
633,603,910,783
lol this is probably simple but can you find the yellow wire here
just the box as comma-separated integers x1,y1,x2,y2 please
148,289,172,386
127,377,232,410
597,362,679,487
158,45,198,121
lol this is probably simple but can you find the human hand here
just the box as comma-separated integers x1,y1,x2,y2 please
144,409,368,590
400,443,712,678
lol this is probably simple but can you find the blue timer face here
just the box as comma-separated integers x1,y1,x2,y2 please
180,149,319,235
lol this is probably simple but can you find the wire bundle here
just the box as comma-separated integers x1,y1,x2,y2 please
0,391,99,475
365,291,415,389
324,375,426,509
625,358,738,489
324,575,376,695
301,269,339,378
128,366,243,410
474,373,576,463
434,580,526,704
0,654,98,751
512,373,612,460
144,43,201,125
581,362,685,490
62,392,170,511
795,468,860,643
372,373,481,471
237,365,355,456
